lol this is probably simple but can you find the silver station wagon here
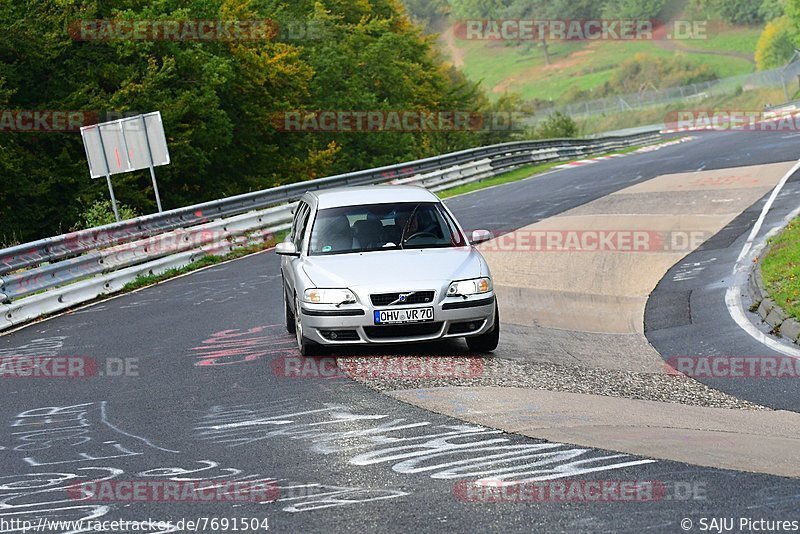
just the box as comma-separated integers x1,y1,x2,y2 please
277,185,499,355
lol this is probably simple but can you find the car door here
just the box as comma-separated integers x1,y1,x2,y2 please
282,201,312,310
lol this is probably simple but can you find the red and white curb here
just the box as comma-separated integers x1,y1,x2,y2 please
554,154,626,169
554,137,695,169
634,136,695,153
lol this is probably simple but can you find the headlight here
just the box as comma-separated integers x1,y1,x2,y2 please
303,288,357,304
447,278,492,297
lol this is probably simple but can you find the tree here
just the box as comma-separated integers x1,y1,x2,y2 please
400,0,449,29
601,0,666,19
0,0,501,240
723,0,767,24
759,0,785,21
447,0,512,19
697,0,767,24
493,0,601,66
756,16,796,69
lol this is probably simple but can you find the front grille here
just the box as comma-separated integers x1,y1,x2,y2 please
319,330,360,341
448,321,484,335
370,291,435,307
364,322,443,339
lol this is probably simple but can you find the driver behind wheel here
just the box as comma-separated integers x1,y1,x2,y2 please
385,208,418,245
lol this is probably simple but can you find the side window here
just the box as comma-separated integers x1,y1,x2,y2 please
293,203,311,251
290,204,304,241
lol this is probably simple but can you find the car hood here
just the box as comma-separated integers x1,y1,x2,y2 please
301,247,485,291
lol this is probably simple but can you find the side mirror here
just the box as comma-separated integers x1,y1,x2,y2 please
471,229,493,245
276,242,299,256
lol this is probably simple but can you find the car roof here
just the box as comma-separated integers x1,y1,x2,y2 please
308,185,440,210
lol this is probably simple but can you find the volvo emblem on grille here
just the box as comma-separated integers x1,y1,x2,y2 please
391,292,415,306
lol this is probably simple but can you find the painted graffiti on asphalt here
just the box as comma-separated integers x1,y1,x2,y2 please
191,325,295,366
195,400,655,486
1,402,408,532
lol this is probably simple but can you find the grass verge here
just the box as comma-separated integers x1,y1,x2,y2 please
439,138,678,199
121,233,287,293
760,219,800,319
576,87,785,135
438,161,563,199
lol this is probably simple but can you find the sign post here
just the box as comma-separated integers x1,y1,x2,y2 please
80,111,171,220
93,125,120,222
141,114,163,213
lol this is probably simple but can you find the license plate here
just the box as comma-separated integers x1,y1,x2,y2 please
374,307,434,325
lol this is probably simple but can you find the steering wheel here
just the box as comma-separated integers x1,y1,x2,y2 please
404,231,437,242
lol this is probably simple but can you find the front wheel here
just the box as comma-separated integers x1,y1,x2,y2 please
284,286,296,334
466,303,500,353
295,296,320,357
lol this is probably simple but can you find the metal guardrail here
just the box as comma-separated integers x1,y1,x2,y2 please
0,204,295,301
0,133,658,277
0,130,659,329
764,99,800,113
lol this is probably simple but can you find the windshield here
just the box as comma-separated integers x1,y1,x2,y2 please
309,202,466,255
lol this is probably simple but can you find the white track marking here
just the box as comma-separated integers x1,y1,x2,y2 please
725,161,800,358
100,401,181,453
736,160,800,264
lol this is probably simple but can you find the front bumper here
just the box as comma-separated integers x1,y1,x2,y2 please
299,294,496,345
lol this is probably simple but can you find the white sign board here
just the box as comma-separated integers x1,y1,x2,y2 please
80,111,170,179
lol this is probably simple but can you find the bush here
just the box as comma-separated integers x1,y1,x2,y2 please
0,232,21,249
535,112,579,139
72,200,140,230
561,54,718,103
611,54,717,92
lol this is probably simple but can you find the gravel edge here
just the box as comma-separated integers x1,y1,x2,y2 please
337,355,768,411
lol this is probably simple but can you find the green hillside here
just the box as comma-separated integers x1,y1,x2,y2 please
441,24,761,104
402,1,782,106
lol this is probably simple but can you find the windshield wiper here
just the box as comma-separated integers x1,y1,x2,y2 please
399,204,422,250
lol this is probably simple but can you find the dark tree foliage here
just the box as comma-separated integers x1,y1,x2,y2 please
692,0,768,24
0,0,505,242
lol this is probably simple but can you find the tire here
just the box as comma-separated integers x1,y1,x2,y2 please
466,303,500,353
294,296,320,357
284,286,296,334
